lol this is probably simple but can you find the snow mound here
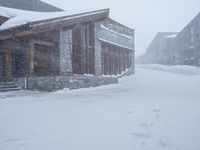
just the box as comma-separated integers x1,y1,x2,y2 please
137,64,200,75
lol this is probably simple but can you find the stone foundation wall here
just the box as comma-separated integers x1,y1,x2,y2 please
14,75,118,92
14,77,27,89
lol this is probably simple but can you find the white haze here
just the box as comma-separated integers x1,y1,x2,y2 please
43,0,200,57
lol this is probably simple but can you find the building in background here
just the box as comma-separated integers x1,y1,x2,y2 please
135,53,149,64
137,32,177,65
0,0,63,12
137,12,200,67
174,13,200,66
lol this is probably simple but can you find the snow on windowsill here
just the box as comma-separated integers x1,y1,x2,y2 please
163,33,178,39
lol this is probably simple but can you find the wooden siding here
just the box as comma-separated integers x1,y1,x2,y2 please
72,23,95,75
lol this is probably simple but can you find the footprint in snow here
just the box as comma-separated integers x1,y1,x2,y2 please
127,105,135,114
132,132,152,139
152,108,162,120
155,114,160,119
140,122,154,128
153,109,161,113
158,136,176,149
4,138,20,143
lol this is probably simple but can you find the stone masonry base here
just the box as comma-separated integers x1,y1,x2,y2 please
14,75,118,92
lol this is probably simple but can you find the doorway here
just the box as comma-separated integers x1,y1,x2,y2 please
34,44,52,76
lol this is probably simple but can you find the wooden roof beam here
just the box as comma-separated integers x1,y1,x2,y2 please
32,39,55,47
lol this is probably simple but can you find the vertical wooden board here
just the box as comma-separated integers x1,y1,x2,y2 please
5,49,12,77
111,49,114,75
105,45,108,75
114,48,117,75
108,48,111,75
29,40,34,75
116,50,119,74
101,43,104,75
82,22,96,75
127,51,129,68
81,24,85,74
119,51,122,74
72,24,84,75
0,51,3,77
83,25,87,74
90,23,95,75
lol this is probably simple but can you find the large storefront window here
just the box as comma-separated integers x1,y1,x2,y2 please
72,23,95,75
101,43,132,75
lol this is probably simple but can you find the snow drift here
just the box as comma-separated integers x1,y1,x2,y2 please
137,64,200,75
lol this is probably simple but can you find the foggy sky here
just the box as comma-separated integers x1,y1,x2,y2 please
43,0,200,57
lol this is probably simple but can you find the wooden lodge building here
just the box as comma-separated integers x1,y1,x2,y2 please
0,5,135,91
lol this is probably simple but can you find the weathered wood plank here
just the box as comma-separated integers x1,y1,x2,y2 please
80,25,85,74
5,49,12,77
32,39,55,47
28,40,34,75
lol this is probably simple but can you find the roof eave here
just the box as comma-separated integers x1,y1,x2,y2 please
0,9,110,41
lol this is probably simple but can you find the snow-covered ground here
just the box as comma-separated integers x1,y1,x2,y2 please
0,65,200,150
138,64,200,75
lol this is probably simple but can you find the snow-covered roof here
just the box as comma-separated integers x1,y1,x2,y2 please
163,33,178,39
0,6,109,30
100,24,133,40
0,0,63,12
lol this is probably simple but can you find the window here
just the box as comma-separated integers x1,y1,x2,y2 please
72,23,95,75
101,43,132,75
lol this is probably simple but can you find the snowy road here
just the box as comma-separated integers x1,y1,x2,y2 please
0,65,200,150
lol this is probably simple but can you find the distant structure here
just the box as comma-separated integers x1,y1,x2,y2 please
0,6,135,91
145,32,177,65
174,13,200,66
136,54,149,64
0,0,63,12
137,12,200,67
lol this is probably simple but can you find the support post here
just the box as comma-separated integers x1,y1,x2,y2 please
59,28,73,75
